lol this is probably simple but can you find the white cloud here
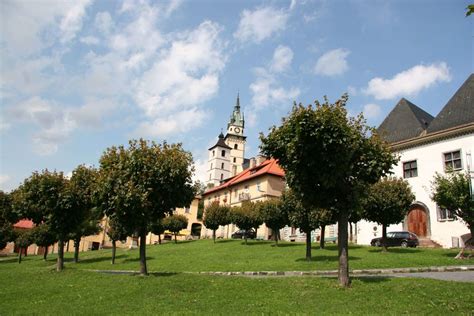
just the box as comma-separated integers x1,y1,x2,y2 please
192,158,209,183
270,45,294,73
134,21,226,117
365,63,452,100
234,6,289,43
165,0,183,17
362,103,381,119
0,175,11,187
95,11,113,34
314,48,350,76
347,85,358,96
80,36,100,45
59,0,92,43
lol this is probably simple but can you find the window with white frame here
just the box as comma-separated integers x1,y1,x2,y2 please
444,150,462,171
437,205,455,221
403,160,417,178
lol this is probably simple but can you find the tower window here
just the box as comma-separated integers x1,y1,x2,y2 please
211,163,213,169
212,150,215,157
234,144,238,149
221,150,225,157
221,163,224,169
220,174,224,180
233,157,236,163
209,174,211,180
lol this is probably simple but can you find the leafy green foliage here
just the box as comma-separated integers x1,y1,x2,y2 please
97,139,195,274
432,171,474,235
0,191,16,250
362,177,414,251
231,202,262,244
30,224,57,249
257,199,288,244
260,95,396,285
202,202,231,242
163,214,188,243
466,4,474,16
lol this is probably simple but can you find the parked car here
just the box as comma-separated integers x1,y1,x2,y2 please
231,229,256,239
370,231,419,248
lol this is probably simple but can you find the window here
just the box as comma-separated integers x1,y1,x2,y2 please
209,174,211,180
234,190,238,197
212,150,215,157
210,163,213,169
221,150,225,157
403,160,417,178
444,150,462,171
437,206,455,221
185,207,190,214
234,144,238,149
220,174,223,180
233,157,236,163
221,162,224,169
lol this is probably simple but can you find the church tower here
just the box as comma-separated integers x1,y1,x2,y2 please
225,94,246,176
207,132,232,187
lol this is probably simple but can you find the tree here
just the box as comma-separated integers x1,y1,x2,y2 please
107,216,129,264
231,202,262,244
432,171,474,237
30,224,57,260
467,4,474,17
202,202,231,243
0,191,17,250
14,170,80,271
362,177,415,252
314,208,337,250
68,165,102,263
14,229,32,263
257,199,288,246
260,95,396,287
280,190,319,260
149,218,165,245
163,214,188,243
97,139,195,275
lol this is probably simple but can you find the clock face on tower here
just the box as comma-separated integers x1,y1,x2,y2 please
234,127,240,134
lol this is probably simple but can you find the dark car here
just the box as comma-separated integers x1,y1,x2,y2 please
231,229,256,239
370,231,419,248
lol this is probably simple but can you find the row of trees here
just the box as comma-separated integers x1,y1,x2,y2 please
0,139,196,275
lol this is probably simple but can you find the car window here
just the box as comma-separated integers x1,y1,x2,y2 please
387,232,395,238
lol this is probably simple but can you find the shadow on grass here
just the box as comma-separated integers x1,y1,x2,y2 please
368,248,421,254
352,276,392,283
241,241,274,246
272,243,301,248
123,256,155,263
0,257,19,264
295,255,361,262
78,254,127,264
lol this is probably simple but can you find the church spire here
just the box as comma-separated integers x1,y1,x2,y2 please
236,92,240,109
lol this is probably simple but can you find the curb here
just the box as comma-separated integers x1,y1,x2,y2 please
88,265,474,276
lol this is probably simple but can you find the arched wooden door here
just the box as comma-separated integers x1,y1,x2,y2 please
407,207,428,237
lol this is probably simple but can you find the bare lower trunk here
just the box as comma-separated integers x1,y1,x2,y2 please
158,234,162,245
349,223,353,243
139,232,148,276
213,230,216,243
74,238,80,263
274,228,279,246
305,230,312,261
57,240,64,272
111,240,116,264
382,224,388,252
18,248,23,263
338,211,350,287
320,225,326,249
244,235,248,245
43,246,48,260
174,233,177,244
24,247,28,257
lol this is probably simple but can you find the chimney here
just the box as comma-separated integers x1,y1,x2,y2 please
249,157,256,169
256,155,267,166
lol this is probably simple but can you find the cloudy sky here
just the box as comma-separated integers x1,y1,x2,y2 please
0,0,472,191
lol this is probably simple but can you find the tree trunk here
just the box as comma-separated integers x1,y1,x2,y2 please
382,224,388,252
174,233,177,244
274,228,279,246
57,239,64,272
24,246,28,257
18,248,23,264
43,246,48,260
338,211,350,287
158,234,162,245
139,232,148,276
305,230,312,261
320,225,326,249
74,238,80,263
244,235,248,245
111,240,116,265
212,230,216,243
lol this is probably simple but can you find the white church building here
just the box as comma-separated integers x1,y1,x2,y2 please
357,74,474,248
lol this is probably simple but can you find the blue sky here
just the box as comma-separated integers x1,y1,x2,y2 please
0,0,472,191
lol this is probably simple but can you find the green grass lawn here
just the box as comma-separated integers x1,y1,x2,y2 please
1,240,473,314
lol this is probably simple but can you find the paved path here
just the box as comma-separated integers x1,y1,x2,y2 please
388,271,474,283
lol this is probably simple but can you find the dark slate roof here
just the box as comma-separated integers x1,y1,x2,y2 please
377,98,434,143
426,74,474,133
208,132,232,150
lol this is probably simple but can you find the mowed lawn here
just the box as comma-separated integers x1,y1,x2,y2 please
1,240,473,314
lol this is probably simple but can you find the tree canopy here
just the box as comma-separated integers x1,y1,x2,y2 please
0,191,17,250
203,202,231,243
257,199,288,245
163,214,188,243
260,95,396,287
432,171,474,236
231,202,262,244
97,139,195,275
362,177,415,251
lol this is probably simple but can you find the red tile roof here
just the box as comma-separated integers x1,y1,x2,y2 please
13,219,35,229
204,158,285,195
